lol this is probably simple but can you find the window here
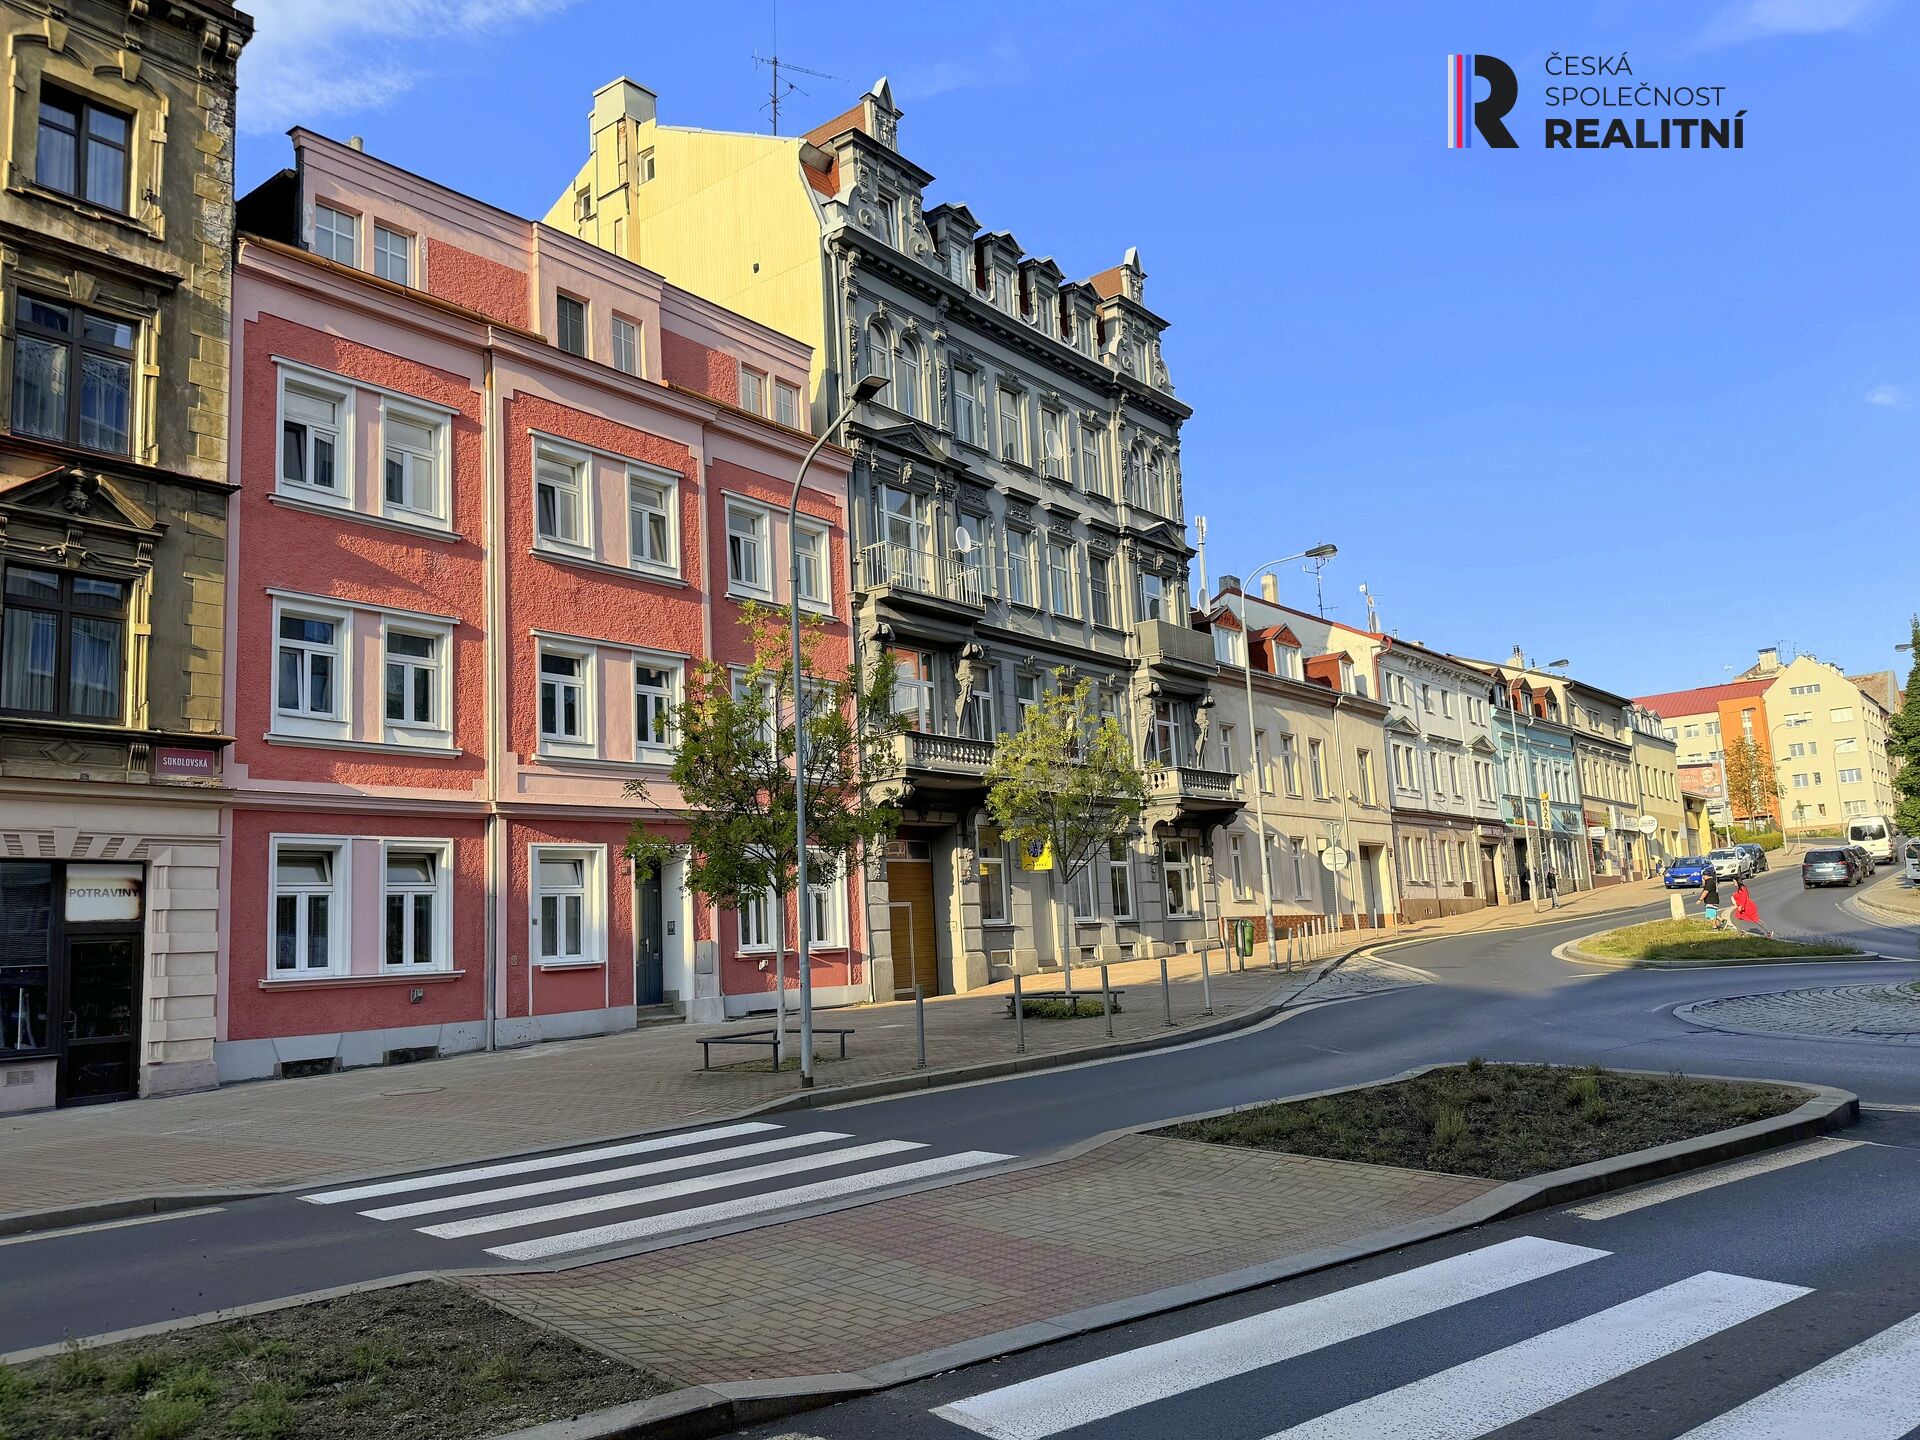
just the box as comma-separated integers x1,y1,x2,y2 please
1276,732,1300,795
1142,453,1171,514
1040,408,1067,478
726,501,769,594
372,225,412,285
979,826,1009,924
1357,749,1377,805
1089,552,1115,628
313,203,357,264
0,566,126,721
638,148,656,183
1289,837,1313,898
774,379,801,428
533,849,600,965
538,647,586,742
1449,754,1463,797
1079,425,1104,495
1046,540,1078,617
1016,673,1042,727
1006,531,1036,608
1789,683,1821,695
1109,839,1135,919
895,339,921,418
276,610,340,720
1229,833,1248,899
1830,707,1855,724
877,193,901,246
964,671,997,740
997,388,1024,463
0,863,51,1055
739,366,766,416
1213,626,1244,667
383,847,447,969
382,409,444,520
279,374,346,497
736,890,772,952
892,650,934,731
627,472,675,573
36,86,130,210
1429,752,1446,794
1070,861,1099,920
1139,572,1166,622
612,317,640,376
864,323,893,388
1218,723,1237,773
272,843,344,975
1839,768,1864,784
808,858,847,947
790,521,830,610
1149,699,1183,766
1161,838,1199,917
635,662,677,754
534,447,586,548
1834,736,1858,754
11,295,134,454
383,630,439,727
954,368,986,446
732,670,778,746
555,294,587,357
1792,772,1811,790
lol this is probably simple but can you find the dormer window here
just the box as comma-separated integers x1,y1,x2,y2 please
877,193,900,247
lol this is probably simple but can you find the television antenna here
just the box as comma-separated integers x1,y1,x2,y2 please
1305,549,1334,617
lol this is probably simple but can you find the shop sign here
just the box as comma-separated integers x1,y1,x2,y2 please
64,865,143,923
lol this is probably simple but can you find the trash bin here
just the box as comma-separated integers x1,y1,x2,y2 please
1234,919,1255,959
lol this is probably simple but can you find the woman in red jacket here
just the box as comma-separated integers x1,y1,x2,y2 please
1729,880,1772,939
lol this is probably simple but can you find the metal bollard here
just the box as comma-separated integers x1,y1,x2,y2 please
1160,955,1173,1027
1285,929,1294,973
1013,971,1026,1055
1200,944,1214,1015
1100,963,1114,1037
914,982,927,1070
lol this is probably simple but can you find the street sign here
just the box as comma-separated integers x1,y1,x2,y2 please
1320,845,1351,872
1636,815,1659,836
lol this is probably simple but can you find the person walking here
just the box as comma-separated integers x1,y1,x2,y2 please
1544,868,1559,909
1700,867,1722,929
1730,879,1773,938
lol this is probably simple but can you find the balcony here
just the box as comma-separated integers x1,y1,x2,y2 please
1134,617,1217,683
886,728,997,792
859,542,986,623
1145,763,1244,826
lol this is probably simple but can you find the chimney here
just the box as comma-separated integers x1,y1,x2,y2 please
347,136,364,151
1756,646,1780,673
592,77,657,133
1260,575,1279,604
1218,573,1241,597
1508,645,1526,670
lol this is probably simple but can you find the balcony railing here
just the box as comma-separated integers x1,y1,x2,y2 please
859,542,985,609
1148,765,1242,802
897,729,998,771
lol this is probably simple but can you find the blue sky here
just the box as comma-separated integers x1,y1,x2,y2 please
234,0,1917,697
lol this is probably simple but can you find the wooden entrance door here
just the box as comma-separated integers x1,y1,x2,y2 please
885,859,939,998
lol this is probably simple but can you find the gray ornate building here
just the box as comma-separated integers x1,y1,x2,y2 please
551,78,1238,996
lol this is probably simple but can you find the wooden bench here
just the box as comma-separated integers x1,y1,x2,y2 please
698,1026,854,1070
1005,989,1125,1017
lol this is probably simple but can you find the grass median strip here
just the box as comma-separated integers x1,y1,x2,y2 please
1155,1062,1806,1182
0,1281,671,1440
1575,918,1862,965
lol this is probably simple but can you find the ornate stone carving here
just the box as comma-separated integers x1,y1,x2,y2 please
954,845,977,885
1193,696,1214,762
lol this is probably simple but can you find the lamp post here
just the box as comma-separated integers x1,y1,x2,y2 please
791,372,887,1089
1235,544,1337,966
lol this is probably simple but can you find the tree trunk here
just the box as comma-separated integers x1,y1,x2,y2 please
1056,867,1074,1000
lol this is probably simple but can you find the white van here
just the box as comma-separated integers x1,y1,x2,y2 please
1905,839,1920,884
1846,815,1896,866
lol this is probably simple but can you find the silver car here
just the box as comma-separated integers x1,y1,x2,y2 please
1707,847,1751,880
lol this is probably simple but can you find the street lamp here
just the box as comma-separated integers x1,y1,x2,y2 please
791,371,887,1089
1235,543,1337,966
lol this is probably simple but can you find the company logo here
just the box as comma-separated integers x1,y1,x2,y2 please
1446,53,1518,149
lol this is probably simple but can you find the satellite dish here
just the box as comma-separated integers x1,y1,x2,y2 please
954,526,976,554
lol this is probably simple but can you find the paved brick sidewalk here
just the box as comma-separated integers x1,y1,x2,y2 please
1680,982,1920,1045
461,1132,1496,1384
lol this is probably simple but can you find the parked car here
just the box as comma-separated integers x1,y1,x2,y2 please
1735,842,1769,874
1803,848,1858,888
1905,839,1920,884
1846,816,1896,867
1847,844,1876,881
1707,847,1752,880
1664,856,1711,889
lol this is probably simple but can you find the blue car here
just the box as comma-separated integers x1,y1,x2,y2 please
1663,856,1710,888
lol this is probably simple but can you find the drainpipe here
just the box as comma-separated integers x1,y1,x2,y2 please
483,346,502,1052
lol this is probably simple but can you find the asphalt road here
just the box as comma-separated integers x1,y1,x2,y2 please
1,863,1912,1356
747,1107,1920,1439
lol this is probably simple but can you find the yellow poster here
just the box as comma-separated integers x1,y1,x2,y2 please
1019,839,1053,871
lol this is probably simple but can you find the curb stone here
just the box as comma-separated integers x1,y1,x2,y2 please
0,944,1381,1240
482,1066,1857,1440
1554,932,1886,970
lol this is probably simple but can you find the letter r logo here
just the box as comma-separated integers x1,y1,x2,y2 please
1447,54,1519,148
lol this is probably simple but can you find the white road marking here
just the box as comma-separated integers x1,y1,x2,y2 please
931,1236,1608,1440
1568,1139,1865,1220
484,1148,1012,1260
0,1206,226,1249
301,1121,784,1205
419,1139,928,1239
1675,1311,1920,1439
360,1132,851,1220
1259,1270,1809,1440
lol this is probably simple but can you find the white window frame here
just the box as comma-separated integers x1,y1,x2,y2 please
381,615,454,746
533,440,591,554
312,203,358,265
530,845,605,968
1079,425,1104,495
1089,551,1115,628
1138,571,1166,623
381,401,449,526
277,370,353,505
626,464,680,577
739,365,767,417
979,824,1011,925
1046,539,1078,618
611,316,641,376
536,638,595,754
725,497,772,599
1039,407,1067,479
997,387,1024,464
382,840,452,971
773,378,801,429
737,889,773,953
1308,737,1328,798
1161,838,1199,919
372,224,413,285
795,517,832,613
952,366,980,445
807,856,848,949
633,654,681,761
271,597,351,740
268,836,349,979
1108,838,1136,920
730,668,779,747
1005,530,1036,608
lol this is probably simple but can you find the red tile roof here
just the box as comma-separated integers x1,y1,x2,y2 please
1631,680,1770,717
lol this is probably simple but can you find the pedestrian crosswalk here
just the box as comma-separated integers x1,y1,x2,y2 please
932,1237,1920,1440
302,1120,1010,1262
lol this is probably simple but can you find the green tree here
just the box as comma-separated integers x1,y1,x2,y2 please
625,605,904,1061
984,672,1154,995
1722,734,1781,829
1889,614,1920,837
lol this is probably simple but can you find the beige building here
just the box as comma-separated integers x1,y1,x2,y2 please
1629,707,1685,868
1749,651,1897,829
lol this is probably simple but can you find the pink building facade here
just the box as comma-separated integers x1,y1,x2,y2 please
217,133,859,1082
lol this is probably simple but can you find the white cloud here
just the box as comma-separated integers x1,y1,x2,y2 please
1692,0,1890,49
1865,383,1908,408
894,45,1026,102
238,1,574,135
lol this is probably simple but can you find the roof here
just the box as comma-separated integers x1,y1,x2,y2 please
1632,680,1770,718
1847,671,1899,711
